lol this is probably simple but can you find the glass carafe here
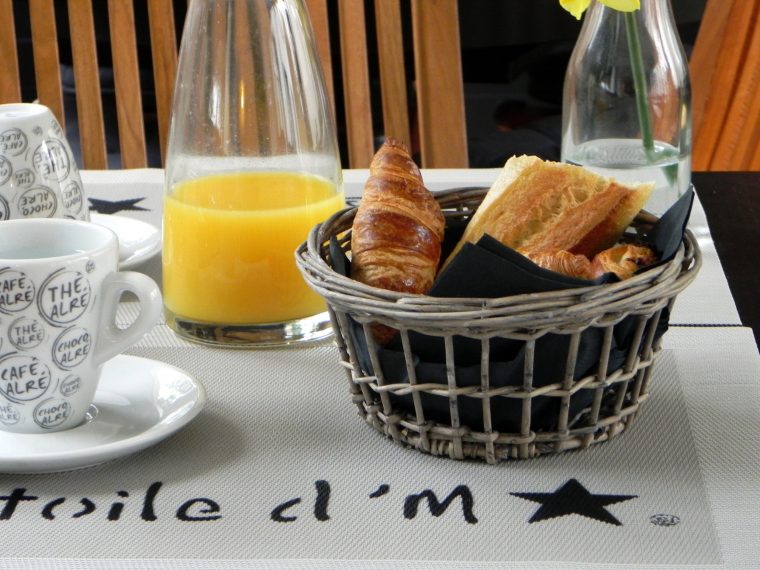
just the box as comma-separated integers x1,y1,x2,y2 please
561,0,691,216
163,0,343,346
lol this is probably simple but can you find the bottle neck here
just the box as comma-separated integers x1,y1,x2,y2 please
579,0,682,56
586,0,677,28
588,0,673,11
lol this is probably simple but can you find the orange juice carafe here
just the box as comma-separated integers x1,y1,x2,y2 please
163,0,342,346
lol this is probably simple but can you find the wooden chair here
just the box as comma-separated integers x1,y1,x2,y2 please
306,0,468,168
1,0,468,170
0,0,179,170
690,0,760,171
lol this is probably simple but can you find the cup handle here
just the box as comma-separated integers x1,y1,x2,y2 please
92,272,162,365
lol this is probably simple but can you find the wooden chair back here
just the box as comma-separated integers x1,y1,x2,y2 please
306,0,469,168
1,0,468,170
690,0,760,171
0,0,179,170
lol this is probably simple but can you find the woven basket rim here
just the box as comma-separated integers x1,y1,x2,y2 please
296,187,702,325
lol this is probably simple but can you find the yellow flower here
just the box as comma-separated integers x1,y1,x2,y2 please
560,0,640,20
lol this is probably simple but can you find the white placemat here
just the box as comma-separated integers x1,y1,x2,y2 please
82,169,164,220
1,327,758,568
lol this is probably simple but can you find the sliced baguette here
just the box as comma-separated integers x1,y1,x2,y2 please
444,155,654,266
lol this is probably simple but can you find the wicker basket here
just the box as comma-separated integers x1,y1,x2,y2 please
296,187,702,464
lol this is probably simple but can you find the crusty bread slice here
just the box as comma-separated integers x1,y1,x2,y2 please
443,155,654,266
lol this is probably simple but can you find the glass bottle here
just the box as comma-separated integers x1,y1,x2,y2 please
163,0,344,346
561,0,691,216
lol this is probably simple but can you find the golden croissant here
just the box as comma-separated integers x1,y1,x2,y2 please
351,138,445,295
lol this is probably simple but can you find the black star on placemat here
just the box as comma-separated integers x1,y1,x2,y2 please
511,478,637,526
89,197,149,214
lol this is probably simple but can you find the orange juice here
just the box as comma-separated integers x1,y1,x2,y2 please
163,171,344,324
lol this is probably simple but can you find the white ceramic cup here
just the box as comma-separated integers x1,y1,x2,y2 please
0,103,89,221
0,219,162,433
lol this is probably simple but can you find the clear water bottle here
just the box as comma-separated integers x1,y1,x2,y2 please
561,0,691,217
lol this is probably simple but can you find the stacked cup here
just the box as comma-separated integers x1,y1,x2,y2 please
0,103,88,222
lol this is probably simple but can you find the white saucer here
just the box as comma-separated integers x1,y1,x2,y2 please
0,355,206,474
90,213,162,269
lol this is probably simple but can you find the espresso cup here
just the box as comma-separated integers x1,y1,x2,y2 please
0,219,161,433
0,103,89,221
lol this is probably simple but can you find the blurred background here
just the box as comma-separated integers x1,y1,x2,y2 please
9,0,707,169
459,0,705,167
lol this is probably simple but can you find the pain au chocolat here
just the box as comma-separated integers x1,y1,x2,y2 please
444,155,654,267
526,244,658,281
590,243,658,281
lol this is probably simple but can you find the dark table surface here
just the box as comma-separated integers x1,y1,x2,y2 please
694,171,760,352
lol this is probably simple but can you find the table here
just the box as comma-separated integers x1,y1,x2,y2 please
693,172,760,351
1,169,758,569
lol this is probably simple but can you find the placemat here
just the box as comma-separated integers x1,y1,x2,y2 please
2,327,759,568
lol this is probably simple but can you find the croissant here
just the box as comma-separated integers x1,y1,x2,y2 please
525,250,593,280
351,138,445,343
444,155,654,266
590,244,658,280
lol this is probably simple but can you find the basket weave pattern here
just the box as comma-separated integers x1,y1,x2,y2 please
297,188,702,464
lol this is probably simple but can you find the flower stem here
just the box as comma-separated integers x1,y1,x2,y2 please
624,11,654,153
624,9,678,187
